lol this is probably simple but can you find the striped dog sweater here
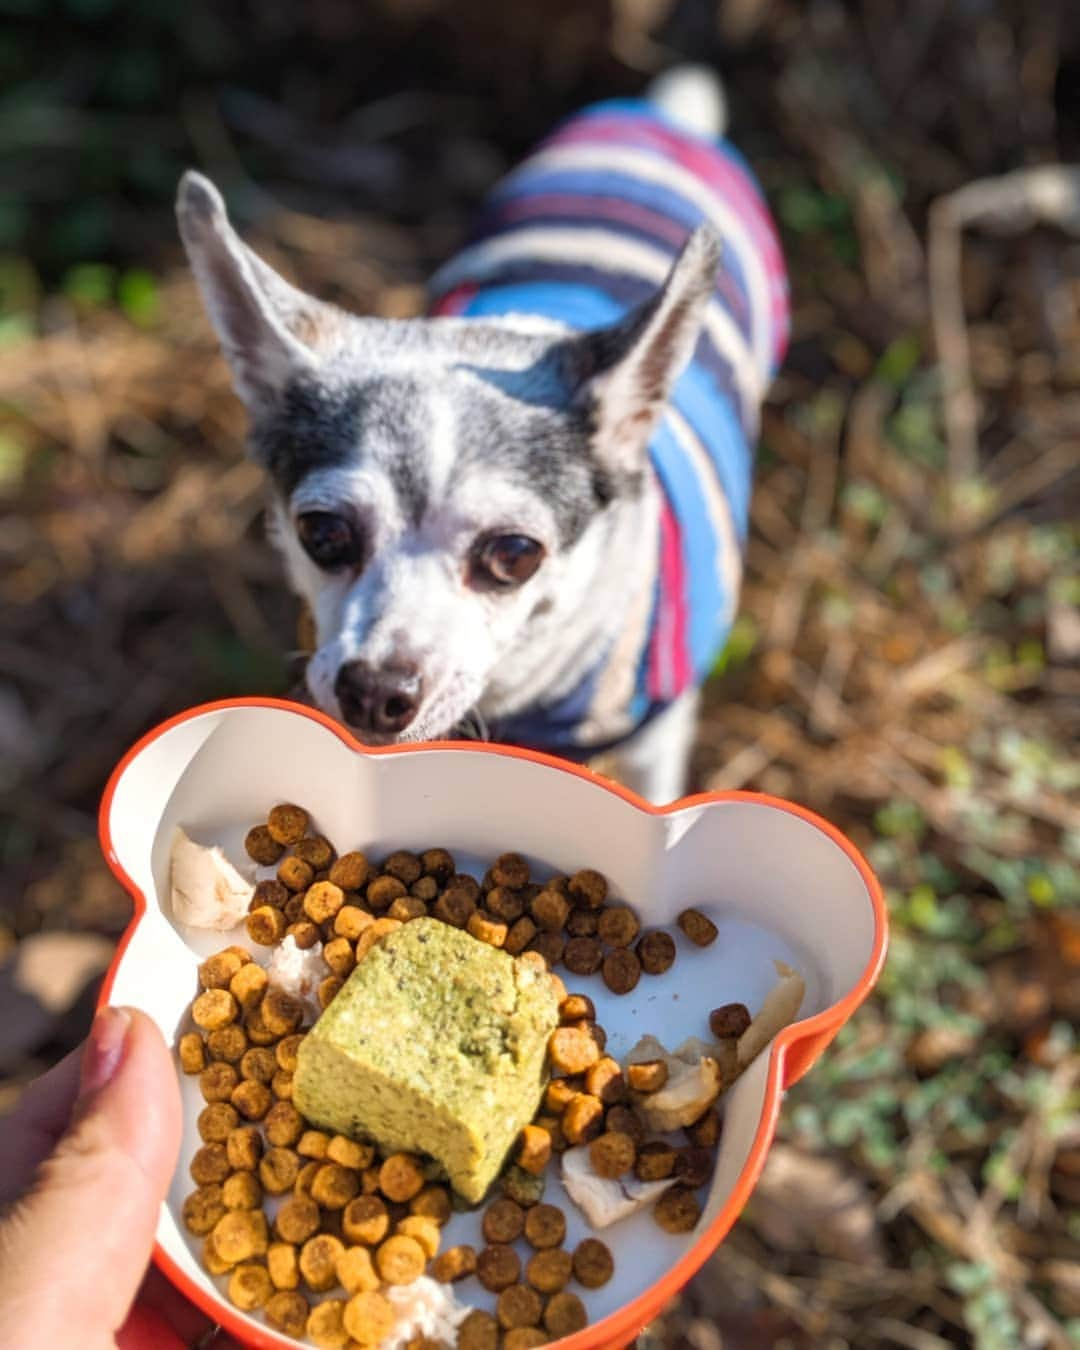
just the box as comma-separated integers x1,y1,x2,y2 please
428,98,789,759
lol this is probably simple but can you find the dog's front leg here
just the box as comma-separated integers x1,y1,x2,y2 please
604,689,700,805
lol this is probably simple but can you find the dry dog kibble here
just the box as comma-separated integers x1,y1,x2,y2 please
318,976,343,1009
501,1165,546,1209
367,875,407,912
525,1248,572,1294
327,1135,372,1170
198,1102,239,1143
375,1233,426,1285
229,962,268,1011
261,987,304,1037
322,937,356,978
458,1310,499,1350
686,1109,722,1148
343,1195,390,1246
297,1129,331,1160
388,895,427,923
383,850,423,885
329,851,370,891
675,1146,714,1188
562,1093,605,1146
562,937,604,977
483,1198,525,1245
200,1062,238,1103
543,1291,587,1337
678,908,719,947
589,1130,637,1179
264,1101,304,1149
528,932,565,969
178,1033,206,1075
304,881,346,925
223,1171,262,1211
530,889,570,932
467,910,508,948
199,949,247,990
299,1233,347,1292
410,875,439,902
605,1105,647,1146
342,1290,395,1346
227,1125,263,1172
379,1152,426,1202
246,904,287,947
572,1237,614,1289
190,1143,231,1185
207,1024,247,1064
431,1244,477,1283
432,887,475,929
419,847,455,883
566,909,599,938
709,1002,752,1038
634,1141,677,1181
266,1289,309,1337
517,1124,552,1176
487,886,525,923
228,1262,273,1311
311,1162,360,1210
597,906,641,948
201,1234,233,1277
653,1184,702,1233
410,1183,452,1226
396,1215,441,1258
627,1059,669,1093
286,919,321,950
253,878,289,910
231,1079,272,1121
192,988,237,1031
335,1245,379,1296
212,1209,269,1264
278,856,315,893
294,834,335,870
275,1194,321,1245
585,1057,625,1105
245,825,285,866
267,803,309,846
504,915,538,956
259,1146,301,1194
568,869,607,909
294,1161,320,1198
533,1114,566,1155
240,1046,277,1084
492,852,530,888
503,1329,547,1350
476,1244,522,1292
334,906,373,942
602,947,641,995
497,1284,544,1331
558,994,595,1024
636,930,676,975
548,1026,601,1075
523,1203,566,1251
183,1184,226,1236
543,1078,580,1115
306,1298,349,1349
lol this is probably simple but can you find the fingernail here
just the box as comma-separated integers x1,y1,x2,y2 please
79,1005,133,1100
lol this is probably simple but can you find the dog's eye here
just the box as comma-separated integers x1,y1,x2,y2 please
473,534,544,588
296,512,363,571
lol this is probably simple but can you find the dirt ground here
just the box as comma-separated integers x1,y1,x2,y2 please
1,1,1078,1346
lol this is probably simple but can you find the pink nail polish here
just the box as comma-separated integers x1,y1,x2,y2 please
79,1005,132,1099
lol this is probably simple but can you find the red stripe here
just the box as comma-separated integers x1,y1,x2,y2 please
648,499,691,701
429,282,479,316
492,192,691,248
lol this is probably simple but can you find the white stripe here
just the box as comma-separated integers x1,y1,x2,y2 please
666,405,742,628
501,142,774,378
434,226,762,409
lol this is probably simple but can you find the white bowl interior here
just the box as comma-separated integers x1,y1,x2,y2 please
105,705,878,1347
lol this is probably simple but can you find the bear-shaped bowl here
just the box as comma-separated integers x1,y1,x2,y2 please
98,697,887,1350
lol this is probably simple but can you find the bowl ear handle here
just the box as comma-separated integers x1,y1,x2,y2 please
101,710,229,883
781,1025,842,1088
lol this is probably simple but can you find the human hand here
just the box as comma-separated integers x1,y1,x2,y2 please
0,1005,240,1349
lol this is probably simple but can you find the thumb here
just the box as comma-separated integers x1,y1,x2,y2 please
0,1007,182,1350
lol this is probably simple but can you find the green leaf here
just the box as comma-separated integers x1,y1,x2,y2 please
118,268,159,326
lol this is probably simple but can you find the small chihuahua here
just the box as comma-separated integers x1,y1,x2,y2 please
177,68,788,802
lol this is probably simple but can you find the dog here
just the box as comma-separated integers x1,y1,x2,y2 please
177,67,788,803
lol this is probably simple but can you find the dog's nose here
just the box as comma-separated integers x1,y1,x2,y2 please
334,661,423,735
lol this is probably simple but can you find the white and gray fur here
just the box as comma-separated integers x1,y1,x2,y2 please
177,71,727,802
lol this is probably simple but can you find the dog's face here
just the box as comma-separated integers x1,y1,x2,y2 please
177,172,718,742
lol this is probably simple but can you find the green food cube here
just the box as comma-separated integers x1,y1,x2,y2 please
294,917,559,1204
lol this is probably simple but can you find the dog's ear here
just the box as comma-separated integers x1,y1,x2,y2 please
176,171,337,410
561,225,720,471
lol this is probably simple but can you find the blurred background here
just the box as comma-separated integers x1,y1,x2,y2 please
1,0,1078,1345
